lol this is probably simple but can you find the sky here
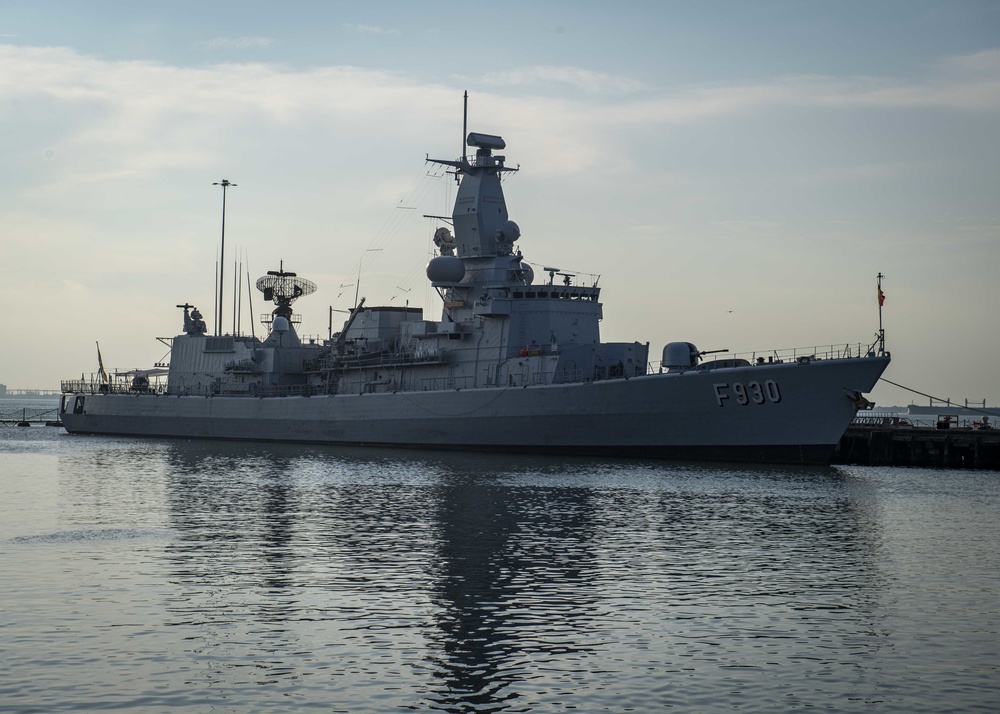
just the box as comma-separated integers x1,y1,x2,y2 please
1,0,998,407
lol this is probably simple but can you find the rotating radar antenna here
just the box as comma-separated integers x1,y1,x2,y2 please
256,262,316,320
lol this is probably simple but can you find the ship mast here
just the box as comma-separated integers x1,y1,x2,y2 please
213,179,236,336
459,90,467,184
877,272,886,355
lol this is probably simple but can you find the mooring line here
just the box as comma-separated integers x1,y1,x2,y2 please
879,377,994,417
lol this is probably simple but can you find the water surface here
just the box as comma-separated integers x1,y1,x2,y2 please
1,420,998,712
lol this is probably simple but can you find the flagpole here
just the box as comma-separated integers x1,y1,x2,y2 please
877,272,885,355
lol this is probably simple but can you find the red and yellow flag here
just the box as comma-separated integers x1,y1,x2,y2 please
877,287,886,307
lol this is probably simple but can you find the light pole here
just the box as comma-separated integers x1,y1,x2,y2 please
213,179,236,335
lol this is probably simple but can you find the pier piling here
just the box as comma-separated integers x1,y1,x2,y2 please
833,424,1000,469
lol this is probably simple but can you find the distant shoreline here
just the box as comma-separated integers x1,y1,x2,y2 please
0,394,61,400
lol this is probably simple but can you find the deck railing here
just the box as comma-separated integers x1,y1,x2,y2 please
851,413,993,430
61,379,166,395
730,341,878,364
649,340,882,373
418,375,476,391
167,383,331,398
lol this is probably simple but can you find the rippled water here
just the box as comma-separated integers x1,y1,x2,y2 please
1,415,998,712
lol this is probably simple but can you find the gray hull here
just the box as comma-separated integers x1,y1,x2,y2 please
62,356,889,464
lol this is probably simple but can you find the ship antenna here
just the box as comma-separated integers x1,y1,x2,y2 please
459,90,468,184
354,248,382,310
236,251,243,335
232,252,239,335
246,267,257,357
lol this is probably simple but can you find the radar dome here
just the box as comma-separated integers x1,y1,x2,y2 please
518,262,534,285
498,220,521,242
426,255,466,284
272,315,290,333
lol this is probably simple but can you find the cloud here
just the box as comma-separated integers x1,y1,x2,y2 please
939,48,1000,76
468,50,1000,143
0,45,455,191
807,74,1000,112
205,36,273,50
597,64,1000,128
475,49,1000,126
343,24,400,35
481,65,646,94
2,43,998,200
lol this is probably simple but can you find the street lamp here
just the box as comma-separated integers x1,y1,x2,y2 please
213,179,237,336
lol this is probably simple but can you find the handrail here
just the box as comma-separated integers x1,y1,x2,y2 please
651,340,882,372
851,413,993,430
419,375,476,391
166,383,333,398
318,350,446,371
61,380,166,395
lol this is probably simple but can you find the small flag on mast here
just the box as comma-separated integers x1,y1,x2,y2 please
878,287,886,307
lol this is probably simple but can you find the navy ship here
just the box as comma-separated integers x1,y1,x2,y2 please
60,118,890,463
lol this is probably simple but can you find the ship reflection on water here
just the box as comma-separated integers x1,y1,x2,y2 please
148,439,891,711
423,472,605,710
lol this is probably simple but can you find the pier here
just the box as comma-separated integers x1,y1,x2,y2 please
0,407,62,427
833,419,1000,470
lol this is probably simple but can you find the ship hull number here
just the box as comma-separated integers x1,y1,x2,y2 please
713,380,781,407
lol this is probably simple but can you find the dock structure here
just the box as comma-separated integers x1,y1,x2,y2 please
833,422,1000,469
0,407,62,427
